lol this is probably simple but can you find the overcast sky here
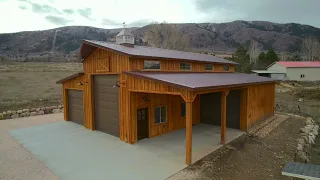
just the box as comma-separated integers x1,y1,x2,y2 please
0,0,319,33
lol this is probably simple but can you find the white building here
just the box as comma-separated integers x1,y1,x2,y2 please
254,61,320,81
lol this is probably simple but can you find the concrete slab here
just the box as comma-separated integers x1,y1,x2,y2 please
10,122,244,180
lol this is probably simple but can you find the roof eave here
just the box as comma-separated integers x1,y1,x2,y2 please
56,72,84,84
130,55,238,65
81,40,132,58
124,71,278,92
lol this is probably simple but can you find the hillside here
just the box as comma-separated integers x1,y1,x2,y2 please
1,20,320,62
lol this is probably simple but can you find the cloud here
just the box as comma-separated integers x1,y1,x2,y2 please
45,15,72,25
63,8,74,14
101,19,154,27
101,18,121,26
77,8,92,19
18,0,61,14
127,19,154,27
18,4,27,10
30,3,59,14
193,0,320,27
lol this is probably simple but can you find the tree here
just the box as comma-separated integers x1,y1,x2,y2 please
231,46,252,73
292,53,302,61
266,49,278,65
302,36,320,61
258,52,266,61
280,53,289,61
248,40,260,68
144,22,189,51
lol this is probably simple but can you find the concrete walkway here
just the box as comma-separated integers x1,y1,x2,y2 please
0,114,61,180
8,115,244,180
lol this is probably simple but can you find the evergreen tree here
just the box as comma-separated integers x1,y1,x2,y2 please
258,52,266,61
231,46,252,73
266,49,278,65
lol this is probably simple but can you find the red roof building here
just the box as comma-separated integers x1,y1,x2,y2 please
276,61,320,68
266,61,320,81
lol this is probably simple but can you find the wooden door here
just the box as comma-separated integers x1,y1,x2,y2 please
137,108,149,140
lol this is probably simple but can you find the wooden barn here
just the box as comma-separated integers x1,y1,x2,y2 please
57,29,277,165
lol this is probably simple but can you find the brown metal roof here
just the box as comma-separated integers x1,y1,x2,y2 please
81,40,238,65
124,72,277,90
56,72,84,84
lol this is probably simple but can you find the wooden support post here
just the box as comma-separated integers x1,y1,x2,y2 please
186,101,193,165
221,90,229,145
63,86,68,121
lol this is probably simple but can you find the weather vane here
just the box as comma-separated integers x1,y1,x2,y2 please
123,22,127,28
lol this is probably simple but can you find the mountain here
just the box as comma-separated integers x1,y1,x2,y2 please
1,20,320,62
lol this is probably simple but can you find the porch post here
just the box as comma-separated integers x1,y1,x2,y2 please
186,101,193,165
221,90,229,144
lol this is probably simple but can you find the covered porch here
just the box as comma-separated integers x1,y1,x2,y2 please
136,123,244,164
122,72,276,165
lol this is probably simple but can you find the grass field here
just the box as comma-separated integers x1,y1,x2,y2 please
0,62,82,112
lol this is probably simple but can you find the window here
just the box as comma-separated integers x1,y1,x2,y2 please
154,106,167,124
180,63,192,70
181,102,186,117
144,60,160,70
223,65,230,71
205,64,214,71
301,74,305,78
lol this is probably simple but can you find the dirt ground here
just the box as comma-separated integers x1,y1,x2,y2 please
168,116,305,180
0,62,82,112
0,114,62,180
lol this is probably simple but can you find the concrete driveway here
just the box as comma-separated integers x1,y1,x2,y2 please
6,114,244,180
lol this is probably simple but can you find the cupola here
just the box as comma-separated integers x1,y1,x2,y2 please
116,28,134,47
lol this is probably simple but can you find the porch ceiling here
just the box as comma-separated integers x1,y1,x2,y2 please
124,71,277,91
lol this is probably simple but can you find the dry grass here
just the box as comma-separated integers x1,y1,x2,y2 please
0,62,82,112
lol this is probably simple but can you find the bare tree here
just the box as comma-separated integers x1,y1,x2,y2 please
248,40,260,68
144,22,189,51
280,53,289,61
302,36,320,61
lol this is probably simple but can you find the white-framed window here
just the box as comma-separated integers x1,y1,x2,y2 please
181,102,186,117
180,62,192,70
223,65,230,71
144,60,160,70
205,64,214,71
154,106,167,124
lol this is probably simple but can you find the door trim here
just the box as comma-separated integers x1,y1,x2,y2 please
137,108,149,140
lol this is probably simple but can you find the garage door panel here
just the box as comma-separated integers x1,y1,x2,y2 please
95,94,118,100
94,75,119,137
67,89,84,126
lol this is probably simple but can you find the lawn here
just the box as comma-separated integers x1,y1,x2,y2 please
0,62,82,112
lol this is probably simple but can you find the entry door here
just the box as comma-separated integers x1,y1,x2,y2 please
137,108,149,140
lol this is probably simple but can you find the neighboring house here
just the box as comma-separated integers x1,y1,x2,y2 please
261,61,320,81
57,29,277,165
251,70,286,80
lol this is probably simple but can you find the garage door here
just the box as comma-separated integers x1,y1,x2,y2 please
94,75,119,137
200,90,241,129
68,89,84,125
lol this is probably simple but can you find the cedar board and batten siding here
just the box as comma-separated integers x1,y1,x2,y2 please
130,93,200,142
62,47,275,144
246,83,275,129
62,75,84,121
129,58,235,72
82,48,131,141
126,74,276,143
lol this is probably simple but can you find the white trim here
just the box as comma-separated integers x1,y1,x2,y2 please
154,105,167,124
